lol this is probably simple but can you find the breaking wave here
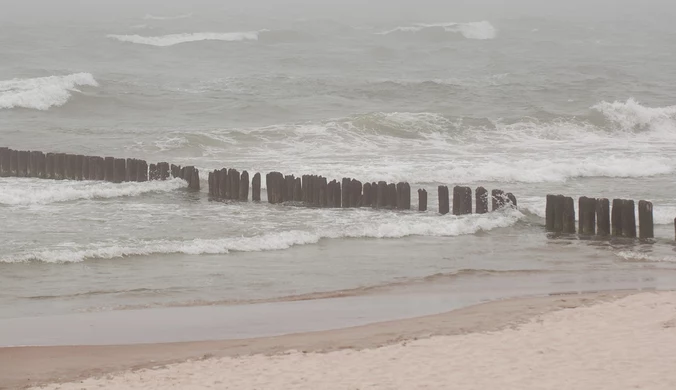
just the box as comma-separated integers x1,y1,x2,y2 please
0,73,98,110
107,31,261,47
0,178,186,205
1,209,523,263
377,21,497,40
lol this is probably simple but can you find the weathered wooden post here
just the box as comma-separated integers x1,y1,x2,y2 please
506,193,517,208
252,172,261,201
361,182,371,207
157,162,169,180
341,178,351,208
294,177,302,201
438,185,450,215
17,151,29,177
149,164,158,181
265,173,273,203
546,195,556,232
327,180,336,207
418,189,427,211
385,183,395,209
81,156,90,180
240,171,250,201
334,181,342,207
27,151,37,177
182,166,194,185
113,158,126,183
318,177,327,208
475,187,488,214
562,196,576,234
190,168,200,190
9,149,18,177
208,171,215,196
45,153,55,179
54,153,65,180
578,197,596,236
136,160,148,182
351,179,362,207
638,200,654,239
0,147,8,177
453,186,472,215
611,199,623,236
217,169,226,198
171,164,180,178
287,175,296,201
125,159,136,182
492,189,505,211
73,155,83,180
397,182,411,210
34,151,46,178
230,169,240,200
104,157,115,182
553,195,565,232
96,157,106,181
596,198,610,236
63,154,74,180
622,199,637,238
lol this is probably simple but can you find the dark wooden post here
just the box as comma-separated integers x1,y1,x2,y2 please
149,164,158,181
45,153,55,179
294,177,302,201
34,151,46,178
96,157,106,181
113,158,126,183
0,147,8,177
580,197,597,236
318,177,327,208
73,155,83,180
158,162,169,180
327,180,335,207
596,198,610,236
54,153,65,180
418,189,427,211
301,175,308,203
217,169,226,198
562,196,576,234
638,200,654,239
476,187,488,214
611,199,623,236
27,151,37,177
251,172,261,201
125,159,136,182
552,195,565,232
9,149,18,177
438,185,450,215
190,169,200,190
385,183,396,209
334,181,342,208
136,160,148,182
492,189,505,211
208,171,214,196
341,178,351,208
397,182,410,210
351,179,362,207
506,193,517,208
453,186,472,215
170,164,180,178
81,156,90,180
284,175,294,201
182,166,194,185
546,195,556,232
240,171,250,201
361,182,372,207
230,169,240,200
17,151,29,177
63,154,74,180
104,157,115,182
622,200,637,238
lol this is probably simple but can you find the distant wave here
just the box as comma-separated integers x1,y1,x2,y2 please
107,31,261,46
617,251,676,263
1,210,523,263
0,178,186,205
0,73,98,110
377,21,497,40
143,13,193,21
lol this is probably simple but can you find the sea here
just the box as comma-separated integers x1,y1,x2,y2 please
2,1,676,345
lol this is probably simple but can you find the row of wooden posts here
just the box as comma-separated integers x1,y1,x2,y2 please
546,195,654,239
207,169,516,214
0,147,201,189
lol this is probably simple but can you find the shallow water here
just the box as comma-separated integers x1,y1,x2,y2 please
2,3,676,325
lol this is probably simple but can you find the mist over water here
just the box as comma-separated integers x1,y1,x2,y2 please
2,0,676,321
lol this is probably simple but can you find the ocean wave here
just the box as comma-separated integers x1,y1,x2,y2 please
616,251,676,263
0,178,186,205
143,13,193,20
0,73,98,110
377,21,497,40
592,98,676,132
1,209,523,263
107,31,261,47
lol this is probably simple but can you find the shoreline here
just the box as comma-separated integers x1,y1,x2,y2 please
0,289,646,389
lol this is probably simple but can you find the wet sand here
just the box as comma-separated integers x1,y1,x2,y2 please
0,289,655,389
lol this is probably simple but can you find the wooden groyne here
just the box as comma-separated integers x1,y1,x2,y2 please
0,147,200,189
546,195,654,239
1,146,518,216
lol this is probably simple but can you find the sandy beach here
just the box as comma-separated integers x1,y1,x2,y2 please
1,289,673,389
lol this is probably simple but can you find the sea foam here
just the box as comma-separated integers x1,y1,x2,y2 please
377,21,497,40
0,178,186,206
107,31,260,47
0,73,98,110
1,209,523,263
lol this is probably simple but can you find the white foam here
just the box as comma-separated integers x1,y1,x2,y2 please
377,21,497,40
107,32,260,47
0,178,186,206
593,98,676,132
143,13,193,20
1,209,522,263
616,251,676,263
0,73,98,110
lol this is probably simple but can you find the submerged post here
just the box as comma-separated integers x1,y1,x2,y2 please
596,198,610,236
476,187,488,214
491,189,505,211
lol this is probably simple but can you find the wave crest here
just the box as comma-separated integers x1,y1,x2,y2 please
377,21,497,40
107,31,260,47
0,73,98,110
0,178,186,205
1,210,523,263
593,98,676,132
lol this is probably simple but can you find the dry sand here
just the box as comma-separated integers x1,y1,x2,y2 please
3,290,676,389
